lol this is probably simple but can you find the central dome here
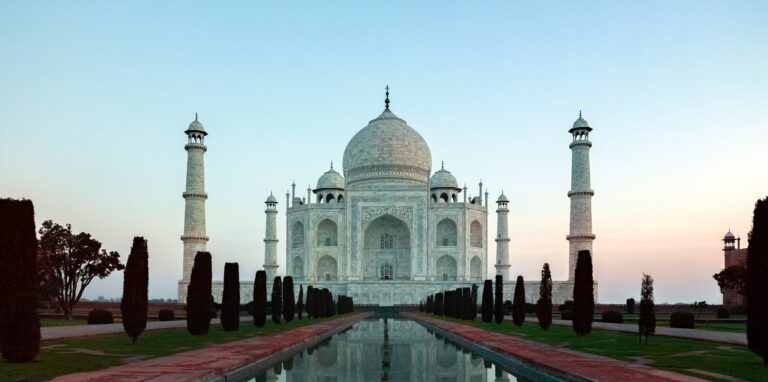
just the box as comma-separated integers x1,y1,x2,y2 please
343,109,432,184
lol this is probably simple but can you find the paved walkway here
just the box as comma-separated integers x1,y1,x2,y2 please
407,313,706,382
51,313,368,382
528,318,747,345
42,319,220,341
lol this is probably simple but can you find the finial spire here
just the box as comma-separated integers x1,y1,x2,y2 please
330,161,334,170
579,110,582,118
385,85,390,110
195,112,198,121
441,160,444,169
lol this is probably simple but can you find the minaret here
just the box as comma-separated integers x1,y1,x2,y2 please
263,192,279,280
180,114,209,301
494,192,511,280
566,112,596,281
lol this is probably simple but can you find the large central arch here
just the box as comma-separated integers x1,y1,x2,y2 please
363,214,411,280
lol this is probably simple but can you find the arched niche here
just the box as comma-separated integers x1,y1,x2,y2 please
317,255,337,281
363,214,411,280
292,256,304,277
470,220,483,248
469,256,482,280
436,255,457,281
436,218,457,247
316,219,338,246
292,221,305,248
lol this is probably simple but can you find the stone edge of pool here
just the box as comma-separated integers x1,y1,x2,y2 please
403,313,707,382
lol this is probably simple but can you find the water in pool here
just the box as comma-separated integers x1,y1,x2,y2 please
242,318,560,382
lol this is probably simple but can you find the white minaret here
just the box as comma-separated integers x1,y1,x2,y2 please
179,114,209,301
263,193,279,280
494,192,511,280
566,112,595,281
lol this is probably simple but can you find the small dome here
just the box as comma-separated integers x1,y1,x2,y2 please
497,192,509,203
186,114,207,135
572,117,589,129
430,167,459,189
316,166,345,190
265,193,277,204
724,230,736,240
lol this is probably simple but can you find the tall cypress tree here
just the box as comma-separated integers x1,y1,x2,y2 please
221,262,240,331
186,252,213,335
747,198,768,363
638,273,655,344
253,270,267,327
121,236,149,343
494,275,504,324
283,276,295,322
572,250,594,336
271,276,282,324
482,280,493,322
512,275,525,327
0,199,40,363
306,286,314,320
537,263,553,330
435,292,444,316
297,284,304,320
470,284,478,320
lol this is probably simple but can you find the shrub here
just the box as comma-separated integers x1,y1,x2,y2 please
601,311,624,323
186,251,213,335
0,199,41,362
512,275,525,327
158,309,175,321
537,263,553,330
559,300,574,312
560,310,573,320
717,307,730,319
271,277,282,324
121,237,148,343
221,262,240,331
283,276,295,322
253,271,267,327
670,312,695,329
732,305,747,315
87,309,114,324
626,298,636,314
297,284,304,320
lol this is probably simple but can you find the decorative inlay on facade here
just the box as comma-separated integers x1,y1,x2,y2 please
361,206,413,226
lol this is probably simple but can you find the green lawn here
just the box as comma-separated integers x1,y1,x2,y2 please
1,315,349,382
421,314,767,382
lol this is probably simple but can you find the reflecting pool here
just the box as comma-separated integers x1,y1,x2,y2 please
241,318,564,382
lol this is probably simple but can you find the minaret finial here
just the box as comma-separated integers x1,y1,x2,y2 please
579,110,582,118
385,85,390,110
441,160,444,169
330,161,334,170
195,112,198,121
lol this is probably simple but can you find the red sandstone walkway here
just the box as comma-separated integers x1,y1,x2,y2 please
405,313,706,382
51,313,368,382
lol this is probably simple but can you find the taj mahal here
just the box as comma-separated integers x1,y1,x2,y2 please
178,89,597,305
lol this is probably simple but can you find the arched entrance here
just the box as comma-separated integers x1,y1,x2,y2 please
363,214,411,280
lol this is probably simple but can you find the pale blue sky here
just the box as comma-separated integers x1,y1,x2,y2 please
1,1,766,303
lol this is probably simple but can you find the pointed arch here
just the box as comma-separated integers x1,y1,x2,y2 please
436,218,457,246
436,255,457,281
316,218,338,246
470,256,482,280
470,220,483,248
292,221,305,248
317,255,337,281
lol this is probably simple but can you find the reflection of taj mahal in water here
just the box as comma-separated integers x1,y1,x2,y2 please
178,90,597,305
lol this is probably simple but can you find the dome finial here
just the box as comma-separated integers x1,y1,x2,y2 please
441,160,444,169
330,160,334,170
195,112,198,121
385,85,390,110
579,110,582,118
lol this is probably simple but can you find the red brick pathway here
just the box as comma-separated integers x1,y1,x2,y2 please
51,314,368,382
405,313,706,382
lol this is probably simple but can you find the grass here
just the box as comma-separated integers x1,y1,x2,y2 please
39,319,88,327
420,313,768,382
1,315,349,382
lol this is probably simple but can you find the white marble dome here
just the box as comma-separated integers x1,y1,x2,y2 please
343,109,432,183
572,116,590,129
430,167,459,189
316,167,345,190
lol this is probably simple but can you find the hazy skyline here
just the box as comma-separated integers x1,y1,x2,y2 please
1,1,766,303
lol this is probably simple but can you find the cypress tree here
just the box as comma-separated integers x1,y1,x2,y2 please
470,284,479,320
572,250,594,336
537,263,553,330
283,276,295,322
306,286,313,320
221,262,240,331
435,292,444,316
748,198,768,363
512,276,526,326
186,251,213,335
121,236,149,343
482,280,493,322
638,273,655,344
0,199,40,362
297,284,304,320
626,298,636,314
253,270,267,327
271,276,282,324
494,275,504,324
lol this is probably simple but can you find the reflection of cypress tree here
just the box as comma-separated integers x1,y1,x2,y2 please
572,250,594,336
271,276,282,324
494,275,504,324
0,199,40,362
482,280,493,322
283,276,295,322
186,252,213,335
121,237,148,343
748,198,768,364
512,275,525,326
221,262,240,331
253,270,266,327
297,284,304,319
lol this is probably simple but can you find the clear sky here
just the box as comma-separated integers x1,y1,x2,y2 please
1,1,766,303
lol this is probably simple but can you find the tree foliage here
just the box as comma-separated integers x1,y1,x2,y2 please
512,276,526,326
626,298,636,314
572,250,594,336
186,252,213,335
37,220,123,319
494,275,504,324
537,263,553,330
283,276,295,322
0,199,41,363
639,273,655,344
297,284,304,320
306,286,314,320
713,265,747,296
747,197,768,363
253,270,267,327
221,262,240,331
482,280,493,322
271,277,282,324
121,236,148,343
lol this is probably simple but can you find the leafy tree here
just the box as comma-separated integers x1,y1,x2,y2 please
713,265,747,296
639,273,655,344
121,237,148,343
625,298,636,314
692,301,708,318
37,220,123,319
512,276,526,326
186,252,213,335
283,276,295,322
482,280,493,322
221,262,240,331
297,284,304,320
537,263,552,330
572,250,594,336
253,270,267,327
271,276,282,324
0,199,41,362
747,197,768,363
494,275,504,324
